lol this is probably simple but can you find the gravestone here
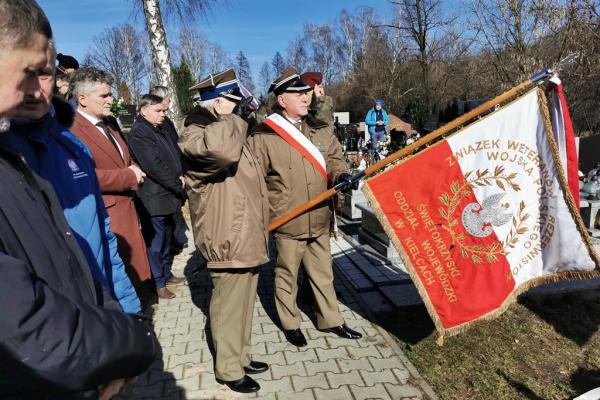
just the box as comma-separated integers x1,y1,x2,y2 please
580,194,600,237
333,112,350,125
340,189,366,220
118,104,137,133
355,202,403,265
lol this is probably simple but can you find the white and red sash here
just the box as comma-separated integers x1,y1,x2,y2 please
264,113,327,179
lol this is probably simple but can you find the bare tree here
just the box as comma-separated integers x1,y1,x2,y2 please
387,0,454,114
206,42,231,74
271,52,286,76
85,24,147,103
137,0,215,125
336,8,378,81
270,1,600,135
469,0,575,84
143,35,159,89
286,38,310,73
121,25,147,103
258,61,272,96
176,28,208,80
304,23,343,83
548,0,600,133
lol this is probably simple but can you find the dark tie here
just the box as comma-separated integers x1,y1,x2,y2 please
96,121,123,160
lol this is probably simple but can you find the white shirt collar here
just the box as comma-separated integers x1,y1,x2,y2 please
77,109,102,126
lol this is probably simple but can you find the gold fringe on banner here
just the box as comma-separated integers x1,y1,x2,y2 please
362,86,600,345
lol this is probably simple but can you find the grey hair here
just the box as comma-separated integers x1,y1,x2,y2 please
0,0,52,50
197,99,216,110
139,94,164,112
70,67,114,102
149,86,169,98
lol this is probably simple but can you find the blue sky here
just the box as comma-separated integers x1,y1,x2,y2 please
38,0,391,83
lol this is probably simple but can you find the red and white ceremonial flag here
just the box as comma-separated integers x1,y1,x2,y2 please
363,88,599,340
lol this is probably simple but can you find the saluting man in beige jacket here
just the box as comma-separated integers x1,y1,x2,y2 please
178,69,269,394
248,67,362,348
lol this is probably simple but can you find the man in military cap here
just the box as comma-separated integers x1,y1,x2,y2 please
249,67,362,347
179,68,269,394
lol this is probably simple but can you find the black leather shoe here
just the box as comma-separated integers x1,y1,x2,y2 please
325,323,363,339
216,375,260,393
283,328,307,347
244,361,269,374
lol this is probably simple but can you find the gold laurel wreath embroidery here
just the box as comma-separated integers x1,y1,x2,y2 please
501,200,528,249
438,166,524,264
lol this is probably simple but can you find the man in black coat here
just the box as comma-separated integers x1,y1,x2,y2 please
149,85,189,255
128,94,186,299
0,1,158,398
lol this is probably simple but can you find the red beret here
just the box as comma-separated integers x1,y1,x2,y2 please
300,71,322,89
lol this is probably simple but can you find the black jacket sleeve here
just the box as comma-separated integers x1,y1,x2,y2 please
0,253,158,395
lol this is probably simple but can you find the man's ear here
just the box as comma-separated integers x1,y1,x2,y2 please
139,106,147,119
276,94,285,108
213,97,221,114
78,92,87,108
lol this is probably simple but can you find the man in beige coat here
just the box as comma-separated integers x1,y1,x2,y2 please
248,67,362,347
178,69,269,394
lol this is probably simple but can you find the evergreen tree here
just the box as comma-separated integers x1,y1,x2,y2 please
404,96,427,133
271,52,286,76
173,57,196,115
236,51,256,94
116,81,132,104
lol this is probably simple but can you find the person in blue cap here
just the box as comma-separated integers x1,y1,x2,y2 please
364,99,389,150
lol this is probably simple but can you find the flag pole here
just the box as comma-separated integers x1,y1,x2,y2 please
268,68,553,232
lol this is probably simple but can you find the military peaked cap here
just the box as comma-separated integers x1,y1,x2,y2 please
190,68,243,102
268,67,311,95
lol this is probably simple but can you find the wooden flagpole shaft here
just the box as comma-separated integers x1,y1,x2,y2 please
268,69,552,232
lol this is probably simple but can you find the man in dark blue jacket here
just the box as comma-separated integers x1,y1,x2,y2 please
128,94,186,299
0,1,158,397
7,42,141,313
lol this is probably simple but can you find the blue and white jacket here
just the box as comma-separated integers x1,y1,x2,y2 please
8,110,141,314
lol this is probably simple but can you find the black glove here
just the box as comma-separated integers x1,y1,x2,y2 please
336,172,358,193
233,96,254,122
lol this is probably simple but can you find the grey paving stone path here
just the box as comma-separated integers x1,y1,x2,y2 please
116,230,437,400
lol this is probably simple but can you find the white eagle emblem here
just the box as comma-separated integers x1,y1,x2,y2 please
67,159,80,173
461,193,512,238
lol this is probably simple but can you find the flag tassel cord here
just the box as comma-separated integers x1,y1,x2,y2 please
268,68,554,232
